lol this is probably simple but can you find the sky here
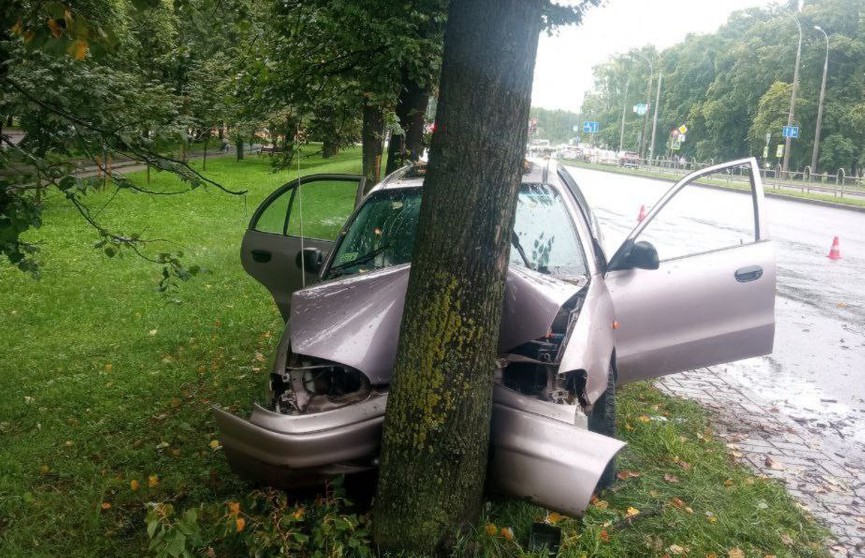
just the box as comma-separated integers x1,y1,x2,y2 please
531,0,782,112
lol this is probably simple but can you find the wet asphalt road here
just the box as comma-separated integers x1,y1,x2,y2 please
565,165,865,464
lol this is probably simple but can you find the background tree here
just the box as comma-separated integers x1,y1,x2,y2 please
579,0,865,172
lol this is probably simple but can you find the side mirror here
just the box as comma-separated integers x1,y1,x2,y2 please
295,247,324,274
624,240,659,270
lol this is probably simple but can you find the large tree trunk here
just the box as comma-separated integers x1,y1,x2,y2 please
235,139,244,161
384,77,430,175
361,103,385,190
372,0,542,553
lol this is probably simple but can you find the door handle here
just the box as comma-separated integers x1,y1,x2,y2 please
734,265,763,282
251,249,272,263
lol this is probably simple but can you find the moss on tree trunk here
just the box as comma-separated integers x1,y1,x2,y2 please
372,0,542,553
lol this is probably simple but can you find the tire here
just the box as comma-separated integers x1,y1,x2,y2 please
588,365,617,491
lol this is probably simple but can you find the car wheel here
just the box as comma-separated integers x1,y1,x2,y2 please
588,365,616,491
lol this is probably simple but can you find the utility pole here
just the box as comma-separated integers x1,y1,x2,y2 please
618,79,629,153
782,14,803,176
648,72,662,163
629,50,653,159
811,25,829,175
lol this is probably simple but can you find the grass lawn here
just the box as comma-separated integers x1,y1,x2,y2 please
0,148,829,557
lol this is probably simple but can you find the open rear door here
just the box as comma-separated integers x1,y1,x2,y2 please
241,174,365,320
606,158,775,382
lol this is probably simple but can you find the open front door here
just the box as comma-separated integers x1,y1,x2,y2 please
241,174,365,320
606,158,775,383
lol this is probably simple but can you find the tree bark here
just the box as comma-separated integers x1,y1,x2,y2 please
372,0,542,553
361,103,385,190
235,139,244,161
384,78,430,175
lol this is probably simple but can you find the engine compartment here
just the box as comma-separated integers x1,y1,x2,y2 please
272,292,587,416
271,353,374,415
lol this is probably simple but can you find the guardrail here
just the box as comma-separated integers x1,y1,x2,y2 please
564,155,865,200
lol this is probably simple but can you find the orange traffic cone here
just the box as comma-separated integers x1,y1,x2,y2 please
637,204,646,223
827,236,841,260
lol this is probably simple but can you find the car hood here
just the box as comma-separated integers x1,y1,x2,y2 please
290,264,584,384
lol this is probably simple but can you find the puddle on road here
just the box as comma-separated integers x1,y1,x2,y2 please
723,356,865,463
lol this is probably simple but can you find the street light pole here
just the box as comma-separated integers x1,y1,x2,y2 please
811,25,829,175
618,79,629,153
782,14,802,176
649,72,662,163
631,50,653,160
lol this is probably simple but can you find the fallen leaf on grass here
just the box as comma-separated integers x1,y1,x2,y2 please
209,440,222,451
780,533,794,545
130,479,140,491
705,511,717,523
235,517,246,532
664,473,680,484
626,507,640,518
670,498,686,509
599,529,610,542
148,474,159,488
149,329,158,336
728,548,744,558
484,523,497,536
617,470,641,480
724,479,734,487
592,497,609,510
500,527,514,541
101,502,112,510
545,512,563,524
707,553,718,558
667,544,685,555
638,415,651,423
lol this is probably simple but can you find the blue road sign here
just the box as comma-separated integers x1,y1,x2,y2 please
583,121,599,134
782,126,799,139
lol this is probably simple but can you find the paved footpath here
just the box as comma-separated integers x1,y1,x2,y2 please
658,368,865,557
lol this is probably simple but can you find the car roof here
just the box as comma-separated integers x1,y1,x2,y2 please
369,159,558,194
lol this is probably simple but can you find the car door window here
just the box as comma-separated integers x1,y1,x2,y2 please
635,165,758,261
253,189,292,234
286,181,360,240
250,178,362,240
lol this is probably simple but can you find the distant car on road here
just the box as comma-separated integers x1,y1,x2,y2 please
215,158,776,517
619,151,640,168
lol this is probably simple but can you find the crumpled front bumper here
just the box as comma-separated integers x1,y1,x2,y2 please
213,386,624,516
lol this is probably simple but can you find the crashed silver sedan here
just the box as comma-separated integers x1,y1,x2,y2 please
214,158,775,516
